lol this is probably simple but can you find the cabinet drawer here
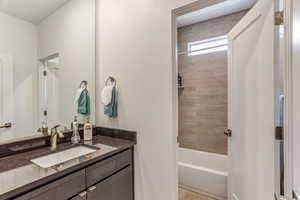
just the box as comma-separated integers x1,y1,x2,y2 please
87,166,133,200
15,170,86,200
86,149,131,187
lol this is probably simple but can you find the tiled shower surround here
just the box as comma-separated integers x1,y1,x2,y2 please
177,11,248,155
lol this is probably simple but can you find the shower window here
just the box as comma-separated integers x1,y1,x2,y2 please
188,35,228,56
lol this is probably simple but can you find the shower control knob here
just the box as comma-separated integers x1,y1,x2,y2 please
224,129,232,137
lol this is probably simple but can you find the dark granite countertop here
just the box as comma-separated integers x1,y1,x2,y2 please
0,127,136,200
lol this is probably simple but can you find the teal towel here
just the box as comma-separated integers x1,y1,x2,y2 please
104,86,118,118
78,88,91,115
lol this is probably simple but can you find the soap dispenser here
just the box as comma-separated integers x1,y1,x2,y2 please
83,119,93,141
71,116,80,144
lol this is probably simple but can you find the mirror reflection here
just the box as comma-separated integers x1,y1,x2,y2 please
0,0,95,142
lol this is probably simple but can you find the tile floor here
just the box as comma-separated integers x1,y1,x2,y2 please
179,187,217,200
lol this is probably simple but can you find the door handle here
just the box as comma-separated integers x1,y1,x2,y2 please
224,129,232,137
87,186,97,199
0,122,12,129
88,186,97,191
79,191,87,198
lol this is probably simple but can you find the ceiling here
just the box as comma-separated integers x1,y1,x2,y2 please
0,0,70,24
177,0,257,28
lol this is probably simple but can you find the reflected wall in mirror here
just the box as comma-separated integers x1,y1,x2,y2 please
0,0,95,142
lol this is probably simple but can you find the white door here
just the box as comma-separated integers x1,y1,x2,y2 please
38,64,60,129
0,55,14,140
227,0,275,199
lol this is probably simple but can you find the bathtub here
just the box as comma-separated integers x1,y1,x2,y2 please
178,148,228,200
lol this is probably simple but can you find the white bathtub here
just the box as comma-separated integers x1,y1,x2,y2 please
178,148,228,200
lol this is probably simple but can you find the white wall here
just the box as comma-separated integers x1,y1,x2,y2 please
38,0,95,127
95,0,222,199
0,11,38,141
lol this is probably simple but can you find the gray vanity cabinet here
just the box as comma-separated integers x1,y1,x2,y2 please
86,166,133,200
13,148,134,200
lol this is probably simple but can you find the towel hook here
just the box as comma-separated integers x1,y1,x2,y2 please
79,80,88,88
105,76,116,86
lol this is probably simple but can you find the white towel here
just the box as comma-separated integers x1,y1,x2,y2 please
101,85,114,106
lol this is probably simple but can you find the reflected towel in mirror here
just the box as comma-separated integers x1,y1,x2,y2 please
77,88,91,115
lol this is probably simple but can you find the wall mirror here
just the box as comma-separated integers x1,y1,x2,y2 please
0,0,95,142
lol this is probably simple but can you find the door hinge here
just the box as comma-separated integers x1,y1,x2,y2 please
43,70,47,76
275,11,284,25
275,126,284,140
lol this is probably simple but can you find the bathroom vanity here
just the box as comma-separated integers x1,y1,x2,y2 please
15,149,133,200
0,127,136,200
0,1,135,199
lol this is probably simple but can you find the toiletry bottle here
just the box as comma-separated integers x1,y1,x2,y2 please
84,120,93,141
71,116,80,144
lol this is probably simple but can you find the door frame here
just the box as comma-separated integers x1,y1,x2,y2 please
171,1,228,199
284,0,293,196
171,0,236,199
284,0,298,197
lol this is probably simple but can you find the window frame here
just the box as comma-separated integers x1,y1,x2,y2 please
187,35,228,56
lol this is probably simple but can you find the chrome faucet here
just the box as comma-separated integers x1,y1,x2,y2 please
50,125,64,151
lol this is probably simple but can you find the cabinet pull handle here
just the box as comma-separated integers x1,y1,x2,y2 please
79,191,87,197
88,186,97,191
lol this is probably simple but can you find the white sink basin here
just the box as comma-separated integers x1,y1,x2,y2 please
31,145,98,169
